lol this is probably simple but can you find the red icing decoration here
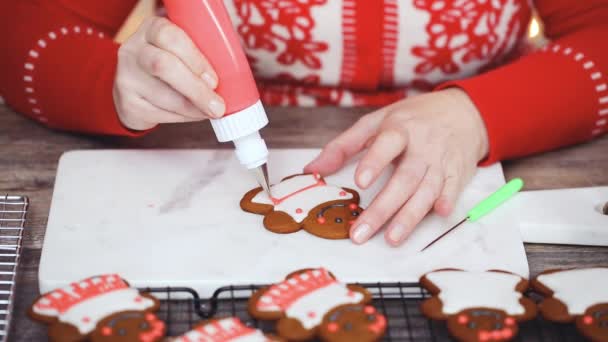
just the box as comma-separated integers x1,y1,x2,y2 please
317,217,326,224
364,306,376,314
307,311,316,318
327,322,339,333
348,220,355,226
478,331,490,342
347,290,355,297
270,175,327,205
134,296,143,303
339,191,347,196
349,203,358,210
368,314,386,334
101,327,112,336
145,313,156,321
504,317,515,326
502,328,513,338
82,316,90,323
491,330,502,339
583,315,594,325
296,208,303,214
457,314,469,324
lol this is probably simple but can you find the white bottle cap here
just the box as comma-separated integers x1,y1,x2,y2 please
210,100,269,169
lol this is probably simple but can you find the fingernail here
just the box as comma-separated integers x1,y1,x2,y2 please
388,224,407,244
201,72,218,89
352,224,372,244
208,98,225,118
358,170,373,188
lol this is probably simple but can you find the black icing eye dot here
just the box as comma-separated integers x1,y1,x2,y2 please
468,322,477,329
351,211,359,217
343,322,353,331
118,328,127,336
495,322,503,330
335,218,343,223
367,315,376,322
140,322,149,330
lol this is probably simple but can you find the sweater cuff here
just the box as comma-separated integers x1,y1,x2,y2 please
436,44,604,165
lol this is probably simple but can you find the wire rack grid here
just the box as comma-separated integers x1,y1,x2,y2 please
144,283,586,341
0,195,28,342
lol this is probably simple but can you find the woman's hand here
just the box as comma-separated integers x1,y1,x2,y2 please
305,88,489,246
113,17,225,130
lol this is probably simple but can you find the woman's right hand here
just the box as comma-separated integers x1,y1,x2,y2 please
113,16,225,131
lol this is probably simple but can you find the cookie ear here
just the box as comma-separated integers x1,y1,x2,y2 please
248,287,285,320
515,297,538,322
263,211,302,234
240,187,274,215
538,297,575,323
276,316,316,341
420,297,448,320
138,292,161,312
285,269,337,280
346,284,373,304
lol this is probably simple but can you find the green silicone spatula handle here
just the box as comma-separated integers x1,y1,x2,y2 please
467,178,524,222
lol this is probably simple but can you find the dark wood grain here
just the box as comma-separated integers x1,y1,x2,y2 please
1,103,607,341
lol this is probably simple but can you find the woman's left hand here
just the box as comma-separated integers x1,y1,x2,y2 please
305,88,489,246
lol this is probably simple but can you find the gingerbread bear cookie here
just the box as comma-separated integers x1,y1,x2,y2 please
532,267,608,342
172,317,283,341
29,274,165,342
248,268,386,342
420,269,537,342
240,173,363,239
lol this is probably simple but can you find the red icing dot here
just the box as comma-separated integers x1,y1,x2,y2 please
134,296,143,303
348,220,355,226
327,323,339,333
317,217,326,224
583,315,594,325
295,208,303,214
349,203,358,210
347,290,355,297
307,311,316,318
339,191,347,196
491,331,502,339
101,327,112,336
502,328,513,339
457,314,469,324
478,331,490,342
364,306,376,314
314,172,321,179
82,316,90,323
504,317,515,326
145,313,156,321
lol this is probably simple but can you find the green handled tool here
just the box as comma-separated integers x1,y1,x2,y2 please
421,178,524,251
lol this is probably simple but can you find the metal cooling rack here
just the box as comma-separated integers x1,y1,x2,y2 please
143,283,585,341
0,195,28,342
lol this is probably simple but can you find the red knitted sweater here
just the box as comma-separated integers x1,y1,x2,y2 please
0,0,606,164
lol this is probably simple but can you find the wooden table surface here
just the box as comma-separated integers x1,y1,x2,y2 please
1,103,607,341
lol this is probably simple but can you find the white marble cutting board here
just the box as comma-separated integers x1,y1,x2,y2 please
39,150,529,296
511,186,608,246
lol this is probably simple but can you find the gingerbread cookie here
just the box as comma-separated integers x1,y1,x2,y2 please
172,317,282,341
240,173,363,239
420,269,537,342
29,274,165,342
248,268,386,342
532,267,608,342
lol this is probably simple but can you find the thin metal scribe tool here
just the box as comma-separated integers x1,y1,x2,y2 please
421,178,524,251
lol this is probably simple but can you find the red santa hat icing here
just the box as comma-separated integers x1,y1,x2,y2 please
174,317,268,342
32,274,156,334
257,268,363,329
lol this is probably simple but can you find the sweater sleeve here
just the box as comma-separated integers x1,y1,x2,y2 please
0,0,142,136
437,0,608,165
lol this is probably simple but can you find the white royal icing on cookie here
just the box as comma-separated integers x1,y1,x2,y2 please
252,174,353,223
537,268,608,315
286,282,363,329
32,274,155,334
256,269,364,330
426,270,525,315
175,317,268,342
